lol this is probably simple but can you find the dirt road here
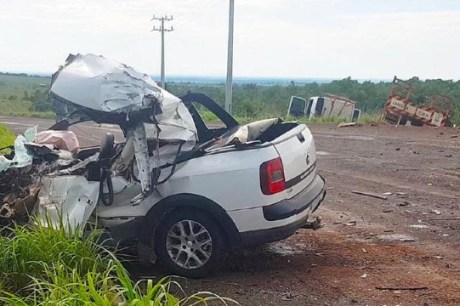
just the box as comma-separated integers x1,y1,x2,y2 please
3,117,460,305
175,125,460,305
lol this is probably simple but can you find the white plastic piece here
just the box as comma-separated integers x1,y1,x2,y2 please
0,156,11,172
23,126,37,142
0,126,37,172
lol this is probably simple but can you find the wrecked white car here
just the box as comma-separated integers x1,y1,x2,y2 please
0,54,326,278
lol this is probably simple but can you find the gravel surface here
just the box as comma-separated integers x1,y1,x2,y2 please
3,116,460,305
172,124,460,305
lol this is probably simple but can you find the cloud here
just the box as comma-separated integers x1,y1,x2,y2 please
0,0,459,79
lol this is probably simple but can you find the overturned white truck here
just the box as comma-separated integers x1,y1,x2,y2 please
288,94,361,122
0,54,325,277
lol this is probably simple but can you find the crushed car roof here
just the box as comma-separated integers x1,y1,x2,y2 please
51,54,177,114
50,53,197,142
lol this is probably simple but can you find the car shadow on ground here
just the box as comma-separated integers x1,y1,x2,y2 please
123,231,347,280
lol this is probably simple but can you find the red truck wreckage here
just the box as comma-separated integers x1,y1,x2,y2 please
380,76,453,127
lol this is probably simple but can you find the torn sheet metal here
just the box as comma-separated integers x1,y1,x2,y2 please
50,54,197,142
132,123,152,193
49,54,198,197
50,54,163,113
37,176,99,229
56,152,99,175
49,53,198,142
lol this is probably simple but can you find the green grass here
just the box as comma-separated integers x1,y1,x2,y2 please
0,221,108,296
357,113,381,125
285,114,380,125
1,111,55,119
0,74,52,117
199,110,221,122
0,124,15,154
0,219,237,305
229,114,382,126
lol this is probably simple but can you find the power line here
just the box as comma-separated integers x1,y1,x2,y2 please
151,14,174,89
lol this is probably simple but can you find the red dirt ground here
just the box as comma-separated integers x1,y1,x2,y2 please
172,124,460,305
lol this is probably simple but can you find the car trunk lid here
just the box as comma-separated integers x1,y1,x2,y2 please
271,124,316,196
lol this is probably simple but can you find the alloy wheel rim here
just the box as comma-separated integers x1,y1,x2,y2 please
166,220,213,269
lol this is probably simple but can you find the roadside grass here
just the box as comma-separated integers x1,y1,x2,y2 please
199,110,220,122
0,111,55,119
0,219,237,305
0,220,108,296
0,124,15,154
357,113,381,125
293,115,349,124
231,114,382,126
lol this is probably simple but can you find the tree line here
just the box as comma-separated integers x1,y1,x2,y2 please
167,77,460,124
1,73,459,124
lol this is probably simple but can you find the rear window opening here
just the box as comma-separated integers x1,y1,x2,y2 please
206,119,301,151
256,121,299,143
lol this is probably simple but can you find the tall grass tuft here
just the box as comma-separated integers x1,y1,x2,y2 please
0,219,108,295
0,219,237,305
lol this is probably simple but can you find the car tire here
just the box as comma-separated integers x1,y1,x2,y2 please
155,209,227,278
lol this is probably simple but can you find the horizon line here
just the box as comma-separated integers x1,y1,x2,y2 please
0,71,395,81
2,71,458,82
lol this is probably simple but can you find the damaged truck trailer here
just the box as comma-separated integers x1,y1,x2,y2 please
0,54,326,278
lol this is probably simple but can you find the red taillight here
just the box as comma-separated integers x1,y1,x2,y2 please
260,157,286,195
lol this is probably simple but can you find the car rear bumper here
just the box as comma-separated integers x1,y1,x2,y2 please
239,174,326,247
263,174,325,221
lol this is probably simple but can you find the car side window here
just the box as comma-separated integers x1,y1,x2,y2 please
192,102,226,129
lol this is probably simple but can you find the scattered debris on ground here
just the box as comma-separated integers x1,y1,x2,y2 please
375,286,428,291
351,190,388,200
337,122,358,128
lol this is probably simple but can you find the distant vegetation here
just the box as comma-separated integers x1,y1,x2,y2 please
167,77,460,125
1,72,459,125
0,72,52,118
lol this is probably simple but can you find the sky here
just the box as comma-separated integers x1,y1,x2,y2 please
0,0,459,80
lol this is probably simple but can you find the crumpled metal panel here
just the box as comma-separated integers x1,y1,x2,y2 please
50,54,197,143
51,54,166,113
37,176,100,229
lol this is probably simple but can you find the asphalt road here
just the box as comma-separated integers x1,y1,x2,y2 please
0,115,124,147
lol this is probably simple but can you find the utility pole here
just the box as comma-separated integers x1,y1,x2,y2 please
152,15,174,89
225,0,234,114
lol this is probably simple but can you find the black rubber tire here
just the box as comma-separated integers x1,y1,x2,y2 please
155,209,227,278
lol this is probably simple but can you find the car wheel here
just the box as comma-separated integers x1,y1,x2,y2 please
155,209,227,278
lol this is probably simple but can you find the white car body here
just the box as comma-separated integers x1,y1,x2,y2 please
9,54,326,277
96,122,323,235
